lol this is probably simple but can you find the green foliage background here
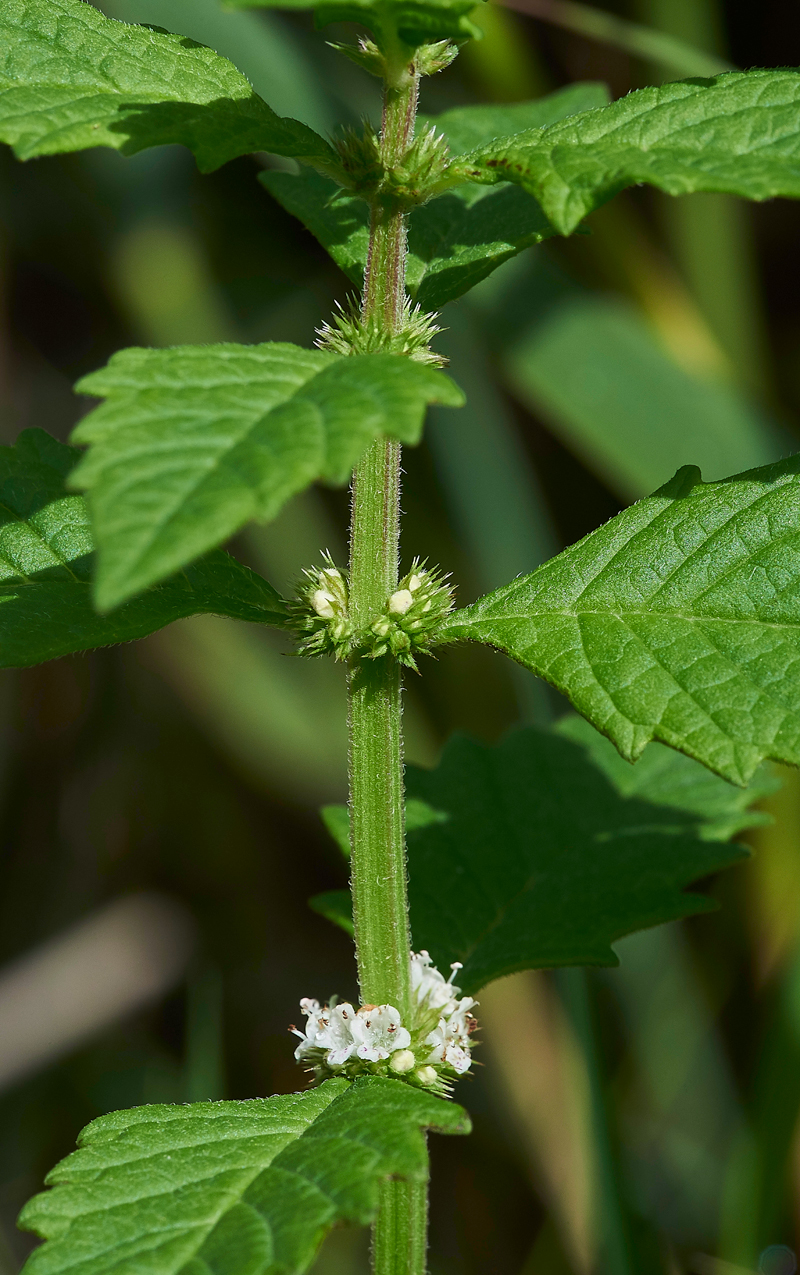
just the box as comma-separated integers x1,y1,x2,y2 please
1,1,800,1274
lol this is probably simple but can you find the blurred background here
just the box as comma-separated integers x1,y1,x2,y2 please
2,1,800,1272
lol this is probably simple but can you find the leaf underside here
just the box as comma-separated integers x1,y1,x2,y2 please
72,343,463,610
221,0,484,46
313,716,773,990
262,84,610,310
19,1077,470,1275
0,430,286,668
452,69,800,236
0,0,336,172
441,456,800,785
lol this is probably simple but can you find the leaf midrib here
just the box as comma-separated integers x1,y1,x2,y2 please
84,370,329,578
449,610,800,630
3,0,243,103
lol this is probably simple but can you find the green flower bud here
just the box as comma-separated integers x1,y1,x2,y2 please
364,559,455,669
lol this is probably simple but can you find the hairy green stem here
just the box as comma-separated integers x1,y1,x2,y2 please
372,1179,429,1274
348,435,409,1013
347,49,426,1275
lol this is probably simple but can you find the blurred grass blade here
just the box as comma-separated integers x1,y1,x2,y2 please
0,895,195,1094
141,617,348,803
184,963,226,1103
558,968,635,1275
609,925,746,1249
634,0,770,396
502,295,785,501
427,304,558,720
500,0,733,78
480,971,597,1273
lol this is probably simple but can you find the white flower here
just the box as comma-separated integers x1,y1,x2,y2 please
424,992,477,1075
415,1066,438,1086
350,1004,411,1061
411,949,464,1015
316,1002,359,1066
446,996,478,1039
424,1022,473,1075
291,997,324,1060
292,998,359,1066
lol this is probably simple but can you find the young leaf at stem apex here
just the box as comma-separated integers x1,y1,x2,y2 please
439,457,800,786
221,0,485,48
19,1078,469,1275
71,344,463,611
0,429,287,668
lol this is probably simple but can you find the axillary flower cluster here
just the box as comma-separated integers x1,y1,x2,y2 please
292,554,454,669
291,950,478,1094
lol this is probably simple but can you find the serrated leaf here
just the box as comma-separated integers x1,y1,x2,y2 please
310,717,773,988
440,457,800,785
71,343,463,610
19,1077,470,1275
262,85,609,309
404,719,772,991
0,0,338,173
419,81,611,156
0,429,286,668
221,0,484,47
450,70,800,236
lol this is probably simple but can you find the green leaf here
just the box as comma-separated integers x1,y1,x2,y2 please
404,718,773,992
419,82,611,156
450,70,800,236
502,295,785,501
221,0,484,47
440,456,800,785
261,169,557,311
72,343,464,610
0,0,338,173
0,429,287,668
18,1077,470,1275
309,890,354,934
261,86,610,309
321,803,351,858
309,718,773,987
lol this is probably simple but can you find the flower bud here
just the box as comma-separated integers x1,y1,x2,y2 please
365,560,455,669
389,1049,416,1074
415,1066,438,1086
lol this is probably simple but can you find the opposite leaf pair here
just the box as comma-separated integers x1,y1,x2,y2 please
8,427,800,794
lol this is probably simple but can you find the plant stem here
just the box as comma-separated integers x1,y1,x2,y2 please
372,1179,429,1275
347,48,425,1275
349,437,409,1013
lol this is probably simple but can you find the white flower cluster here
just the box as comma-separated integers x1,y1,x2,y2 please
292,1000,411,1067
410,949,477,1077
290,950,478,1091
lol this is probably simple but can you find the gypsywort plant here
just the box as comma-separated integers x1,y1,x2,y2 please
3,0,800,1271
